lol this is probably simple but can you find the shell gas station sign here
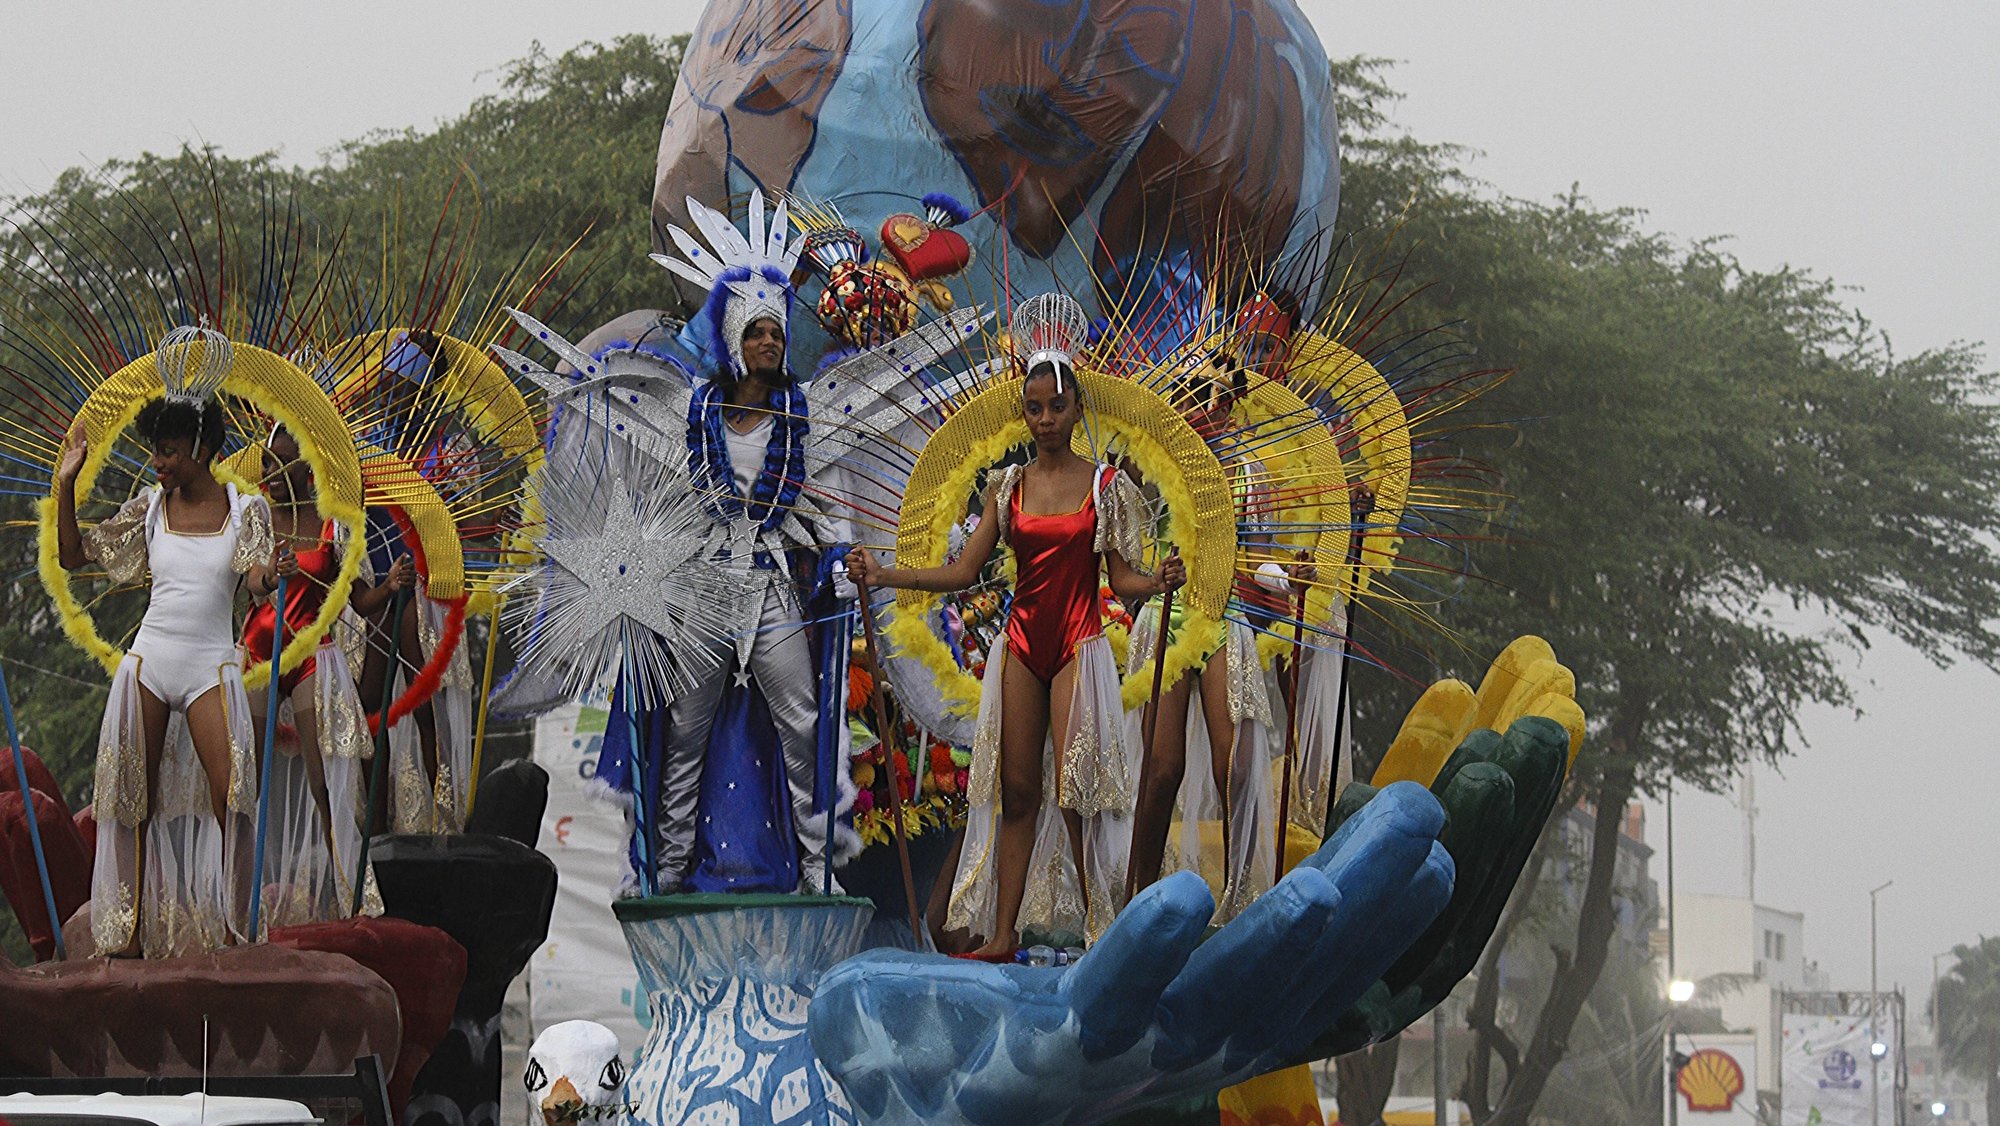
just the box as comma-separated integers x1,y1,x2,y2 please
1676,1033,1759,1124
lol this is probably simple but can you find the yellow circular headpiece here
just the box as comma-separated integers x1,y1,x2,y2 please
888,366,1234,714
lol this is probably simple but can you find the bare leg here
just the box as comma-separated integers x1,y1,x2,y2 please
1127,673,1194,893
184,685,245,944
967,657,1049,959
929,831,968,952
184,687,236,832
1196,648,1240,844
396,602,441,792
289,675,333,843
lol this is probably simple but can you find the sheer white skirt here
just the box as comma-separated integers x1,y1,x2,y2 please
1124,607,1279,925
254,641,372,932
946,632,1138,947
92,653,257,957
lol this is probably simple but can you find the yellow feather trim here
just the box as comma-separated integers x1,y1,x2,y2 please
889,369,1234,717
39,345,364,687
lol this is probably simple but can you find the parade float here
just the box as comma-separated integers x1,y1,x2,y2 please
0,2,1583,1124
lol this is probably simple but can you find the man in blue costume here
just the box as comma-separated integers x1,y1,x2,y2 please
630,191,853,897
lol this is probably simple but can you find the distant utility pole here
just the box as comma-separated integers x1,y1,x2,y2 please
1870,879,1894,1126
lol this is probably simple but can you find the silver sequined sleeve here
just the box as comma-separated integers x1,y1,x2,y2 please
231,493,275,575
1093,468,1153,576
81,492,153,585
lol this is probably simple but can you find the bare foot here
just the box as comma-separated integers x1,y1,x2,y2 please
961,937,1017,962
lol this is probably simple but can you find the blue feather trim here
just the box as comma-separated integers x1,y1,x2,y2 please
922,191,972,227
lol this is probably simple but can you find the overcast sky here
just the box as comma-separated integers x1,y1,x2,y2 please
4,1,1995,1006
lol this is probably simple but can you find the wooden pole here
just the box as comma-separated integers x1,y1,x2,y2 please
1124,586,1177,904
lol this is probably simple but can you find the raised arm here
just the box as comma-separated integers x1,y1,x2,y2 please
849,487,1002,595
55,425,88,571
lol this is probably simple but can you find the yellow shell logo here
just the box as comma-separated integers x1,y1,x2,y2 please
1677,1047,1746,1112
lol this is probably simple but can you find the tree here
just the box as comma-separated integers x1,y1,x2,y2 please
306,33,688,334
0,37,690,963
1326,58,2000,1123
1934,936,2000,1125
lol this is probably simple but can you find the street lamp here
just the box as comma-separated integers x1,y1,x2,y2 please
1929,1100,1946,1119
1665,781,1679,1126
1932,949,1954,1047
1870,880,1894,1126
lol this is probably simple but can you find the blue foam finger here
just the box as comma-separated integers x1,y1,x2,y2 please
1064,870,1214,1061
1152,866,1339,1072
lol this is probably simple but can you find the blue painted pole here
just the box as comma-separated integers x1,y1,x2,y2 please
0,663,66,960
621,637,657,896
247,575,288,940
824,608,851,898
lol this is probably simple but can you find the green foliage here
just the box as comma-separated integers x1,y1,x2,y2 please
1323,57,2000,1123
307,34,687,332
1329,58,2000,797
0,39,688,955
1933,936,2000,1124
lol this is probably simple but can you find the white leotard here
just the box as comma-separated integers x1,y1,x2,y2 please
128,484,258,710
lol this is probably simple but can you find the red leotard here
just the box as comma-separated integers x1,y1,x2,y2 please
242,519,336,694
1004,467,1110,684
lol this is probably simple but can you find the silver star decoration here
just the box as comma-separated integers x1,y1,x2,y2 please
538,473,699,643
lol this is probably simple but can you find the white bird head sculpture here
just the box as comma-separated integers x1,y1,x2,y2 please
525,1020,626,1126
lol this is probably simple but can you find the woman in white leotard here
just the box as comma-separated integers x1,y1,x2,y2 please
56,398,278,957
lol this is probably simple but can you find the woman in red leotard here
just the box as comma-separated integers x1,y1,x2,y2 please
243,425,412,923
851,328,1185,958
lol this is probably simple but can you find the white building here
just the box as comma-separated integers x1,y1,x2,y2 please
1671,891,1827,1099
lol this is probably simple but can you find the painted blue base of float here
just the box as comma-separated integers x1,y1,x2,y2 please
615,895,875,1125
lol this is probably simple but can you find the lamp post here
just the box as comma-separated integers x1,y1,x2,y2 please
1870,879,1894,1126
1665,780,1680,1126
1931,949,1953,1047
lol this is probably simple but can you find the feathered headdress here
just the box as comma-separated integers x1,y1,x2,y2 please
649,190,804,379
1010,292,1088,394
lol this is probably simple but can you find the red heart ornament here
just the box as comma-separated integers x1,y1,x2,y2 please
880,213,974,281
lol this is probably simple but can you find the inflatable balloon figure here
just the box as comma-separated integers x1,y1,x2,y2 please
654,0,1344,356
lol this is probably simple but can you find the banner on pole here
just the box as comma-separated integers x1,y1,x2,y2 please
1781,1014,1889,1126
529,695,649,1049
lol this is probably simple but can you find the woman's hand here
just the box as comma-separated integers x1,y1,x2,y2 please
57,423,87,485
386,554,417,591
274,543,301,579
847,547,883,589
1155,552,1186,596
1351,479,1377,519
1289,548,1316,589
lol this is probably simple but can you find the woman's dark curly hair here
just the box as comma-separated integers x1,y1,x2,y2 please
134,397,226,463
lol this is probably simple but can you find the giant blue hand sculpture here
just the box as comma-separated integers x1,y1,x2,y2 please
807,716,1570,1125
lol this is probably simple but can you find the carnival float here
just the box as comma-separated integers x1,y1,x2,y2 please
0,2,1584,1124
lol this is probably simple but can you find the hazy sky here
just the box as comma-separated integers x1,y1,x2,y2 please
4,1,1995,1006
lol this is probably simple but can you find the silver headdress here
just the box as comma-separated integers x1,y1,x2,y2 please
649,189,804,379
1010,292,1088,394
156,324,233,407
